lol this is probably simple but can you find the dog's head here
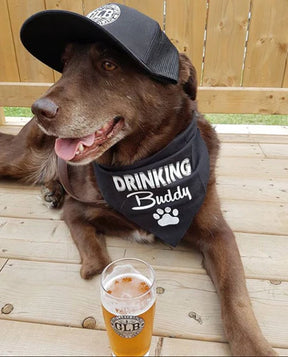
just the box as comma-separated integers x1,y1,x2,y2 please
32,42,197,166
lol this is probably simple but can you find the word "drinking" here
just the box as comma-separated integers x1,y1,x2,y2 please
112,158,192,192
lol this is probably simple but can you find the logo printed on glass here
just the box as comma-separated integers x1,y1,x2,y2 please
111,315,145,338
87,4,121,26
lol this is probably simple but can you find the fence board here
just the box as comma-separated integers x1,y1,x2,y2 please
0,108,5,125
0,0,20,82
243,0,288,87
7,0,54,83
202,0,250,87
45,0,83,12
1,83,288,114
283,61,288,88
1,1,288,113
44,0,84,82
83,0,164,25
165,0,207,84
198,86,288,114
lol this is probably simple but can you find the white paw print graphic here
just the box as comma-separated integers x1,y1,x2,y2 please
153,207,180,227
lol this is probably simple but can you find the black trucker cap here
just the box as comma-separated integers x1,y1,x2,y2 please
20,3,179,83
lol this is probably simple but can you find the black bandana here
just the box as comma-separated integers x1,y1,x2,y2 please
93,114,209,246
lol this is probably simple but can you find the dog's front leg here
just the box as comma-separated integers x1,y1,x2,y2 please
63,197,111,279
200,225,276,356
41,180,65,208
189,186,276,356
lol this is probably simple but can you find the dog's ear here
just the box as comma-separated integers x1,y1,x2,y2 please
178,53,197,100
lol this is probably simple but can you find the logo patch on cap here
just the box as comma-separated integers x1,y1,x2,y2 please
87,4,121,26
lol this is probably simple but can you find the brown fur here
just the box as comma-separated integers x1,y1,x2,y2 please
0,42,276,356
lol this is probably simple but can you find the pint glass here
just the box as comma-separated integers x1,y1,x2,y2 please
100,258,156,356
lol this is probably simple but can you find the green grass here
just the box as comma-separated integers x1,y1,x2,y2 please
4,107,288,125
4,107,32,117
205,114,288,126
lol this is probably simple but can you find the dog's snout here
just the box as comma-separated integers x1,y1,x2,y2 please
32,98,59,119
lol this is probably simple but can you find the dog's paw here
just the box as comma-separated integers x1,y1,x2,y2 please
41,181,65,209
80,258,111,280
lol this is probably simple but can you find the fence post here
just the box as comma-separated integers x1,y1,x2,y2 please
0,108,5,125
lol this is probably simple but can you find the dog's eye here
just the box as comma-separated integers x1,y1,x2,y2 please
102,61,117,71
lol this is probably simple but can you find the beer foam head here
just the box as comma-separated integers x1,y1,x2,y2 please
102,264,140,288
101,265,155,315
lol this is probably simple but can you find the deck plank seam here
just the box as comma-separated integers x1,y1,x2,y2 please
232,229,288,237
154,336,164,356
0,315,103,331
0,258,8,273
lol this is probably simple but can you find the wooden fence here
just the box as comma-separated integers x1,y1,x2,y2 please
0,0,288,117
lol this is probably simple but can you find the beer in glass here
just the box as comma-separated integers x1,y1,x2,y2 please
100,258,156,356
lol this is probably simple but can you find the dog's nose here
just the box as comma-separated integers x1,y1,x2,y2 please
32,98,59,119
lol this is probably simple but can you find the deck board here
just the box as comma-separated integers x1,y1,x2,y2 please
219,133,288,144
0,259,288,347
220,142,264,158
217,157,288,178
217,176,288,202
0,217,288,281
0,320,112,356
0,125,287,355
1,189,288,235
0,319,157,356
1,320,288,357
259,143,288,158
161,337,288,356
220,142,288,159
222,200,288,235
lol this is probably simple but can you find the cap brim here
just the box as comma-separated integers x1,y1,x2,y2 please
20,10,154,76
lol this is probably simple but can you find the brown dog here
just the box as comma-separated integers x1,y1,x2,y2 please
0,40,276,356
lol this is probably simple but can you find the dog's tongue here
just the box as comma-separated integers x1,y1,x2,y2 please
55,133,95,160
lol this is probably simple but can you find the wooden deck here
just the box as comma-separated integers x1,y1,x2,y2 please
0,123,288,356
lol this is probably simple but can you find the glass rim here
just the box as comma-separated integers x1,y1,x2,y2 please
101,257,156,301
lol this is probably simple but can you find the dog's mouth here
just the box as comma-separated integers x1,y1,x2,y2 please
54,116,124,163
